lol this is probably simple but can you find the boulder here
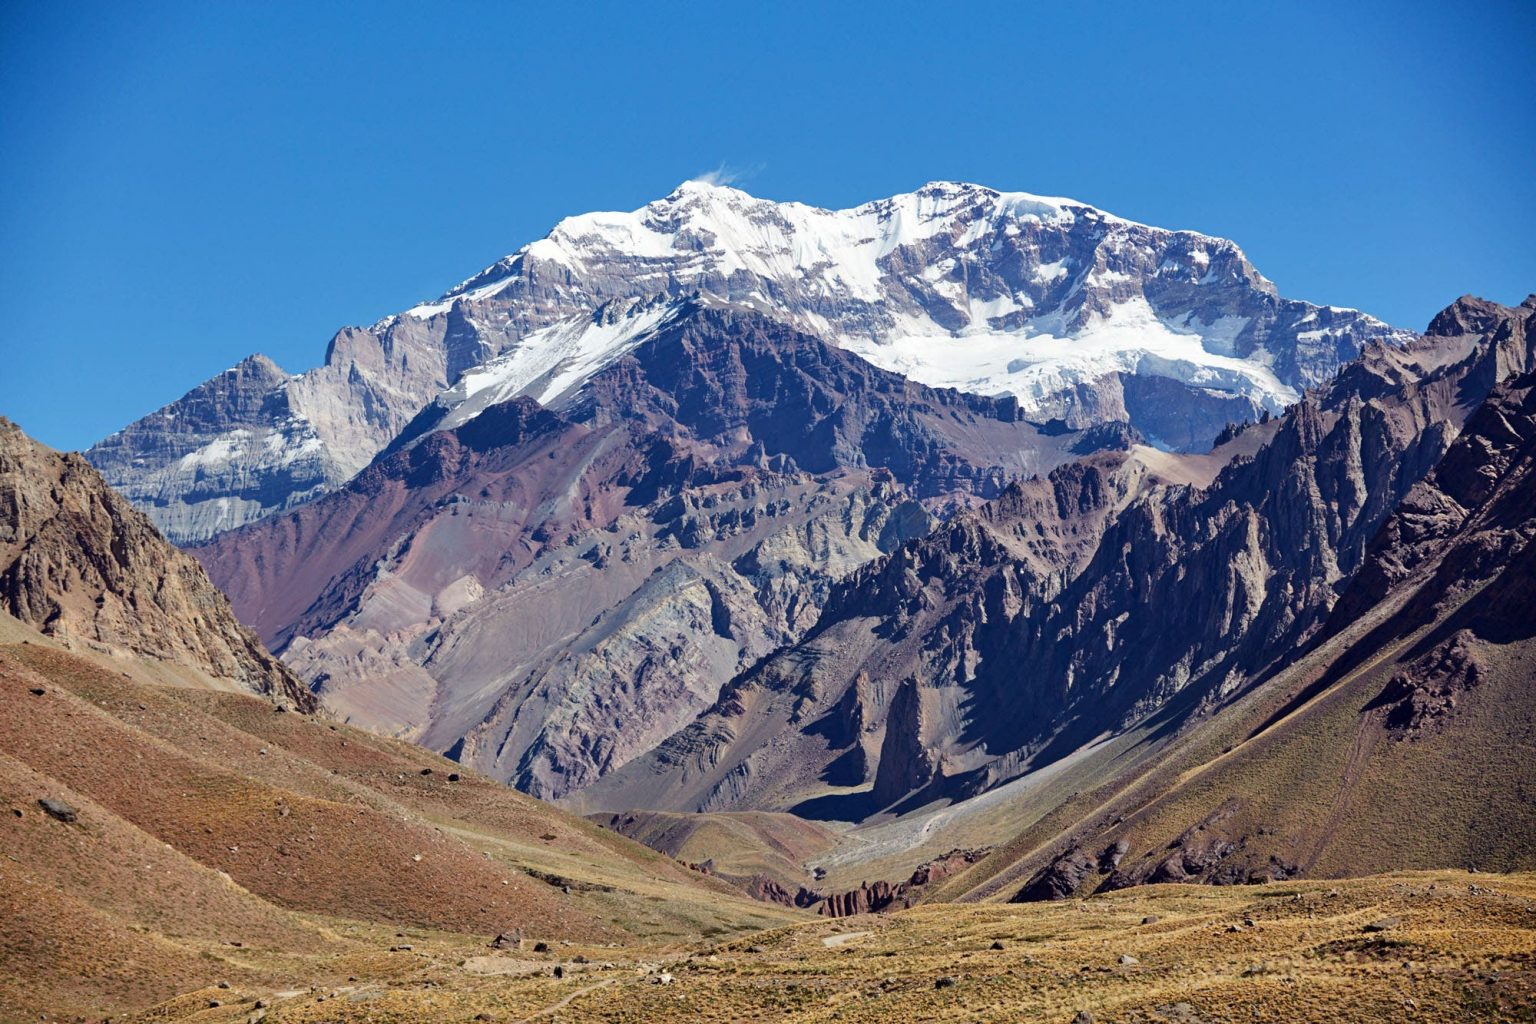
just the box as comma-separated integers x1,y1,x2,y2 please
37,798,77,823
490,929,523,950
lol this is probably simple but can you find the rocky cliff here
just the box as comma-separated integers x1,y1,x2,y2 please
0,417,311,707
977,304,1536,901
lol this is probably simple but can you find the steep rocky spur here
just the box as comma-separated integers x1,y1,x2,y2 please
0,418,310,707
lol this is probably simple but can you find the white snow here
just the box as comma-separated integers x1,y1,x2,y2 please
176,423,327,472
412,181,1103,316
390,180,1385,440
429,299,680,430
843,298,1297,415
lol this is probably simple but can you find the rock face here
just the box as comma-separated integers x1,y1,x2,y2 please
0,418,311,707
195,302,1120,798
817,849,989,917
583,297,1530,821
83,355,341,545
89,180,1411,543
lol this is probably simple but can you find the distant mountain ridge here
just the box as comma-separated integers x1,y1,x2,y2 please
87,181,1412,543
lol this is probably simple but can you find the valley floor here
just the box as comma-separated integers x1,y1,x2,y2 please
118,870,1536,1023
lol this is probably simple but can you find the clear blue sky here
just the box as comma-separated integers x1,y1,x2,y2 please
2,1,1532,451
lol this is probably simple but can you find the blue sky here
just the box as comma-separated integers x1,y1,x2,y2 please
2,1,1532,451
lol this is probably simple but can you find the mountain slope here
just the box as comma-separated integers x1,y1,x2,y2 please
89,181,1411,542
195,301,1125,799
0,614,797,1021
583,298,1531,849
0,418,310,707
934,348,1536,903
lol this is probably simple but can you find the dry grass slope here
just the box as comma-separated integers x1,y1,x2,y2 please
0,622,800,1022
111,870,1536,1023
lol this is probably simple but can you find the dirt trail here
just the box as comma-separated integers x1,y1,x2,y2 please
515,976,616,1022
1304,712,1386,872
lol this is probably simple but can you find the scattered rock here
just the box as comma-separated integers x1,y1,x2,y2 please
28,687,44,696
990,940,1006,950
217,980,231,989
1072,1013,1096,1024
553,964,565,979
747,944,767,954
1141,915,1161,925
1364,917,1401,933
934,975,957,989
390,944,413,952
653,971,674,985
490,929,523,950
37,798,77,823
448,773,461,782
420,768,433,776
533,941,550,953
1118,954,1140,966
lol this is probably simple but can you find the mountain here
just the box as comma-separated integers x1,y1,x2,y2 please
193,300,1128,799
580,296,1534,866
935,314,1536,904
0,417,310,708
88,181,1411,543
0,416,790,1019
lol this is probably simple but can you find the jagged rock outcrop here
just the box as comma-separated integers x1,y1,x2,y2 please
90,181,1412,542
923,298,1536,903
0,418,310,707
818,849,990,917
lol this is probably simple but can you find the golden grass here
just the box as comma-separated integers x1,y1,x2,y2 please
113,870,1536,1023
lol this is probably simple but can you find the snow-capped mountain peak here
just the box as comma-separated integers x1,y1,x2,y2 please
396,180,1402,442
90,180,1415,542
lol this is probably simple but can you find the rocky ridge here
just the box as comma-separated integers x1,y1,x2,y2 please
988,303,1536,901
195,302,1121,797
0,418,310,707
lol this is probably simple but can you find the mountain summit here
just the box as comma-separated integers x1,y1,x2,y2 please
87,181,1410,543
